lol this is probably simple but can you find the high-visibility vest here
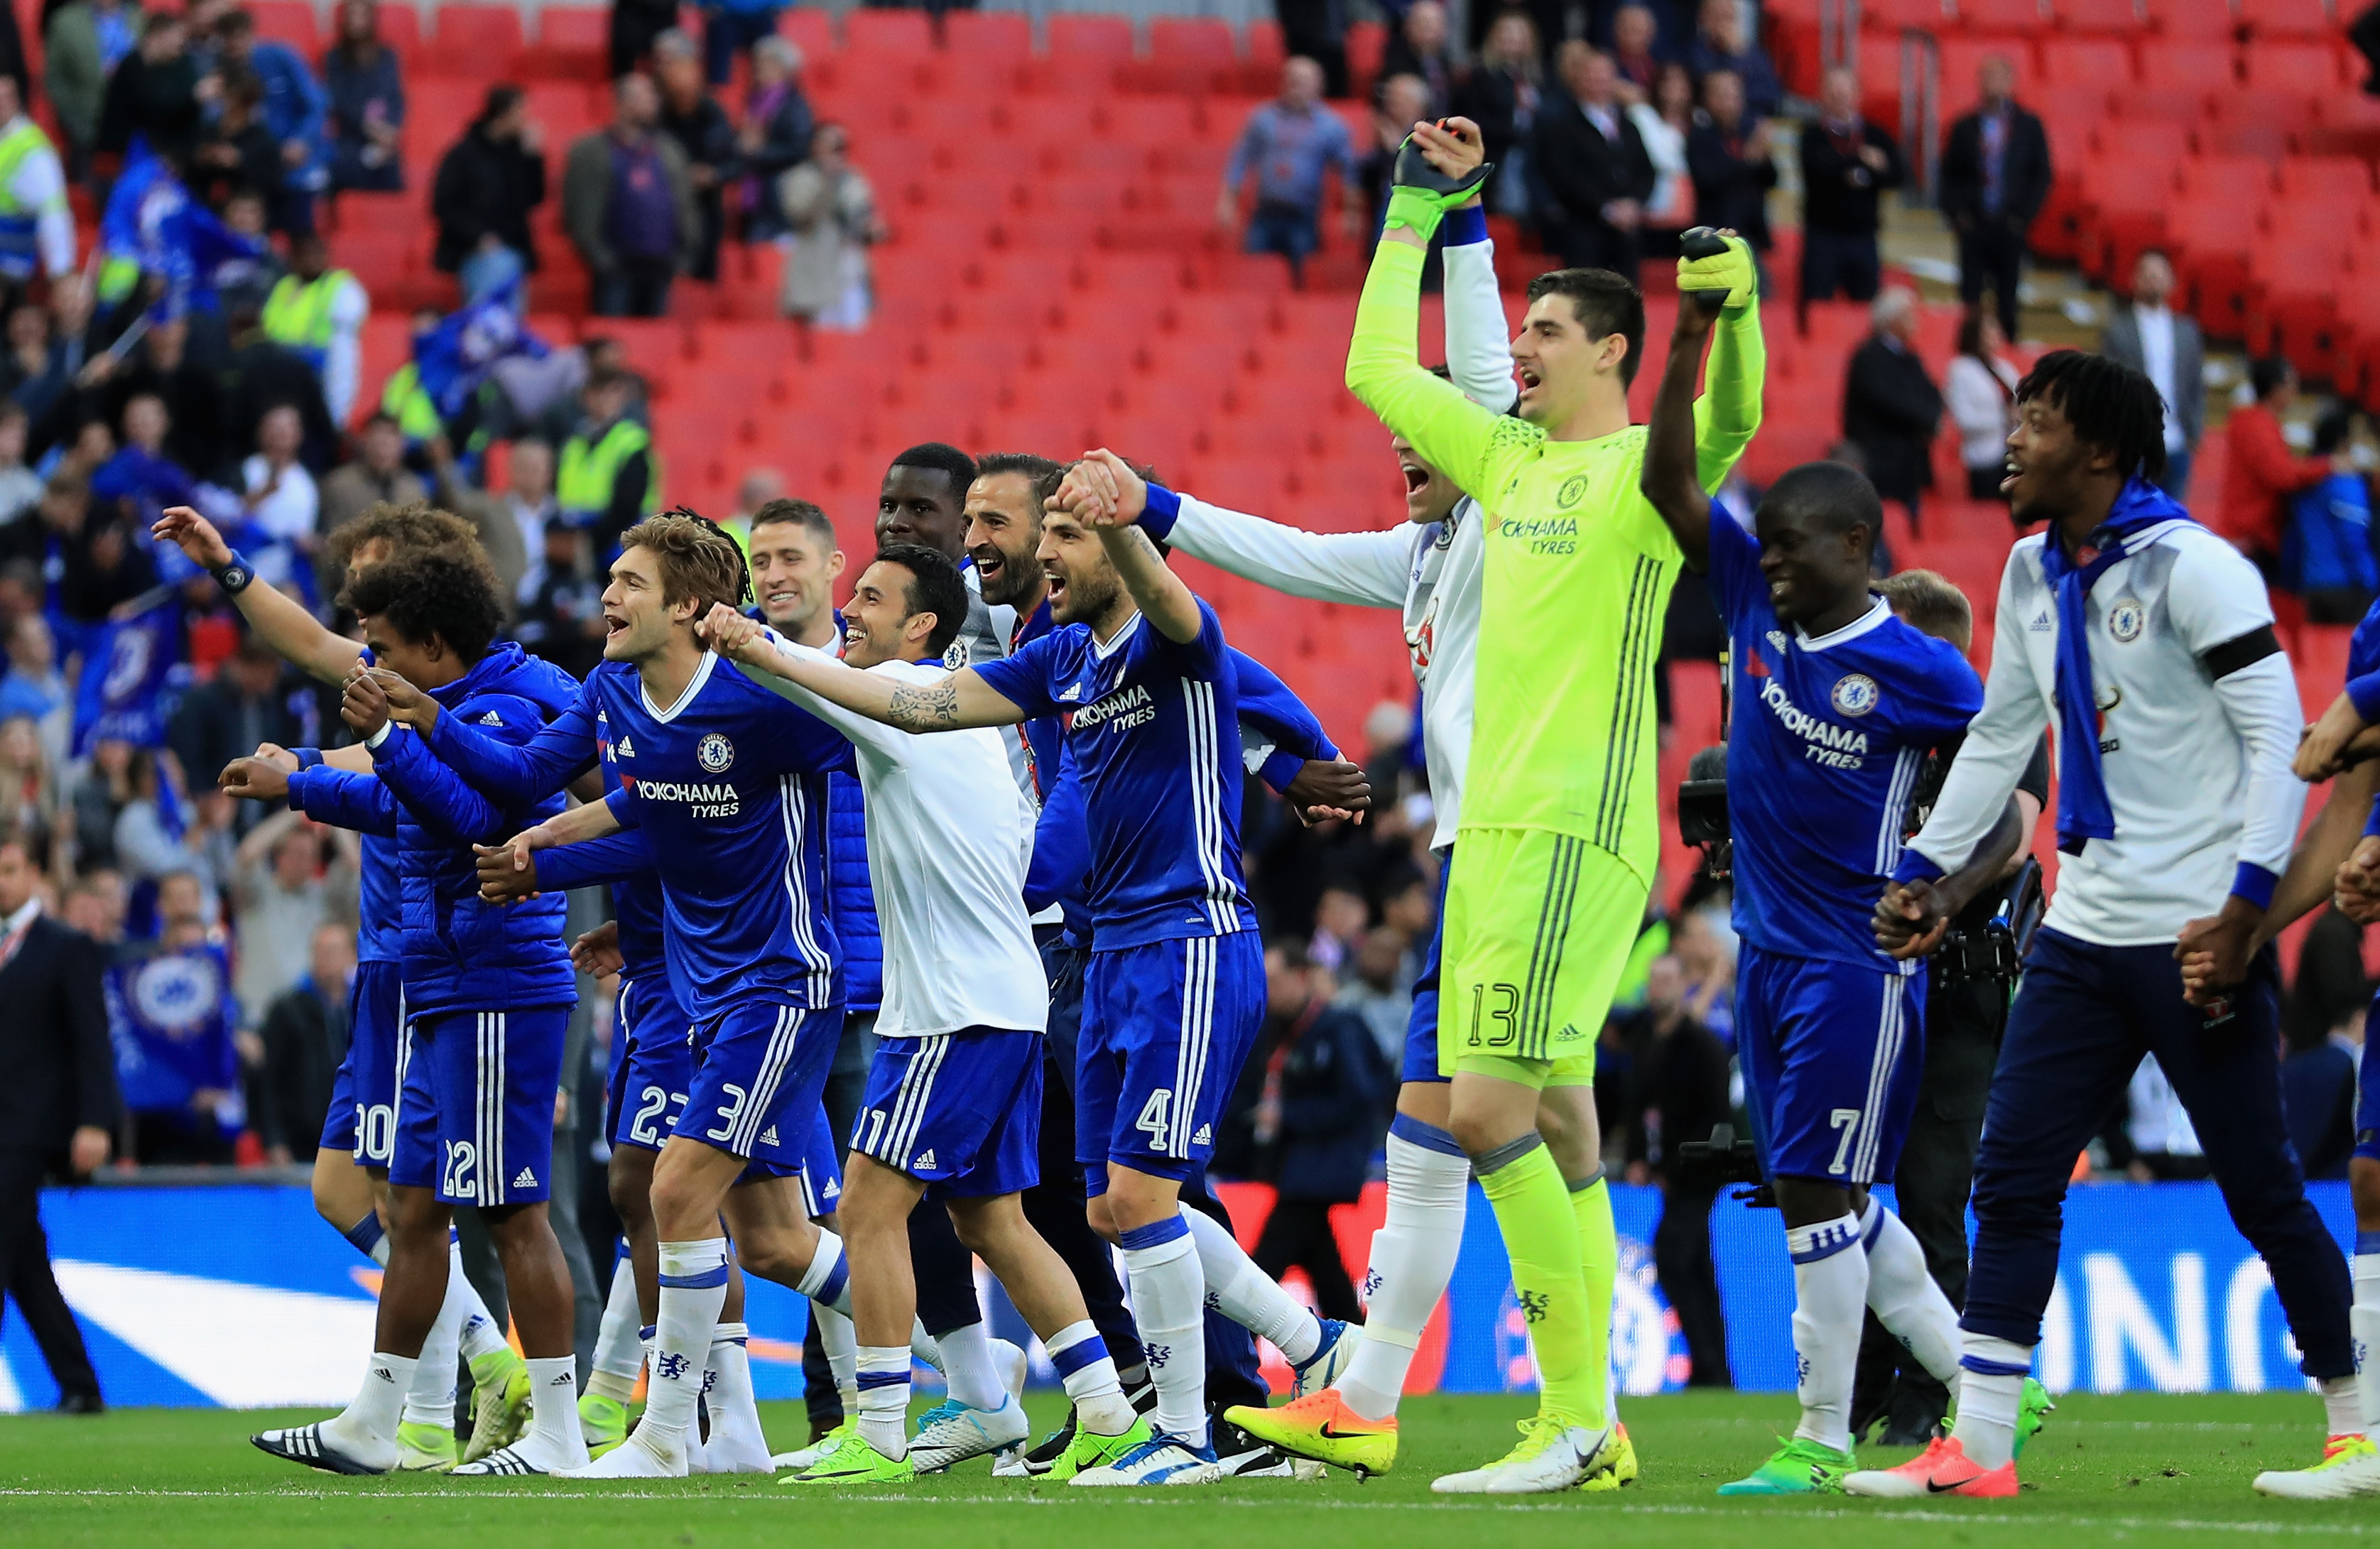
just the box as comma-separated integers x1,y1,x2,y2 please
556,419,660,523
378,362,444,442
261,270,354,371
0,119,58,281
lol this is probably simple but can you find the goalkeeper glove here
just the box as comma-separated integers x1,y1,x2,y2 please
1677,227,1758,312
1383,134,1494,241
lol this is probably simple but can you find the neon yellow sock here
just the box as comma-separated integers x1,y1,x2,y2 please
1477,1138,1594,1428
1569,1173,1616,1430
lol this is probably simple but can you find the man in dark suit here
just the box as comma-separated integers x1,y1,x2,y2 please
1940,55,2051,344
1844,286,1945,533
1798,66,1903,314
2098,249,2205,499
0,832,117,1413
1533,43,1657,278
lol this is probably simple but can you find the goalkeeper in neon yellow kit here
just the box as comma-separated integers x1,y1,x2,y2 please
1344,119,1764,1494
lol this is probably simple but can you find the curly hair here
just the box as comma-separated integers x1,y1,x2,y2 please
324,501,491,581
619,509,749,615
342,548,505,664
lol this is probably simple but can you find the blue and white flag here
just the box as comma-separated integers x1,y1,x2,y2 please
71,594,185,757
413,275,548,417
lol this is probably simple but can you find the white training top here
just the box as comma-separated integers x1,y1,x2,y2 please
1161,233,1514,852
751,639,1048,1038
1906,519,2304,947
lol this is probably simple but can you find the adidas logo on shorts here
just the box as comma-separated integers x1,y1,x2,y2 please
512,1167,536,1189
1191,1124,1212,1146
758,1125,779,1147
479,712,504,725
915,1149,938,1170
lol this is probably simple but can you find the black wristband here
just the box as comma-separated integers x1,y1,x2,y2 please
211,550,256,596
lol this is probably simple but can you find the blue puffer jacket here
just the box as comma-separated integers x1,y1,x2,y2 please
288,643,581,1018
826,769,881,1015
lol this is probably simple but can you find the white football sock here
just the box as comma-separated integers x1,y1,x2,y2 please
451,1239,512,1367
909,1319,942,1371
702,1323,773,1471
857,1345,911,1460
1178,1205,1320,1365
1857,1197,1962,1398
1785,1213,1868,1454
811,1299,857,1398
405,1283,462,1428
1046,1318,1134,1435
794,1229,854,1317
1341,1120,1469,1422
1120,1216,1208,1450
322,1351,412,1465
934,1321,1006,1411
585,1259,643,1403
2353,1250,2380,1434
1951,1333,2031,1469
641,1237,729,1445
516,1355,589,1470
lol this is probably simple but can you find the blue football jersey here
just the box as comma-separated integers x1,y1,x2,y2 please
1707,507,1985,970
596,653,850,1016
2349,594,2380,683
354,832,401,964
975,599,1258,950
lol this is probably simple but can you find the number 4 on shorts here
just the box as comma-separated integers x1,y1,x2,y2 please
1137,1089,1173,1151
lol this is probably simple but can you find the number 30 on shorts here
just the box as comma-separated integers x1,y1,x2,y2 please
1467,982,1519,1048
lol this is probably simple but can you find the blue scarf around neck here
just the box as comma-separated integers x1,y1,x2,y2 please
2035,477,2195,854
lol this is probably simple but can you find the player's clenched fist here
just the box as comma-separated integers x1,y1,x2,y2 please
1873,879,1950,960
695,602,767,663
220,748,296,800
2336,835,2380,924
475,835,543,902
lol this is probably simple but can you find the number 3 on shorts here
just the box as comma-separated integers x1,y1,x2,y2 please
1827,1108,1862,1176
1136,1089,1173,1151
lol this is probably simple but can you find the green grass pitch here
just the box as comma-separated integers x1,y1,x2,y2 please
3,1391,2370,1549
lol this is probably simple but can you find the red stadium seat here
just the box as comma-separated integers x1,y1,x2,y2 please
1864,0,1952,27
2143,0,2238,39
372,1,421,58
2135,39,2235,89
529,6,607,79
2107,82,2212,121
1952,0,2050,35
845,8,933,55
249,0,320,55
2243,41,2347,93
2090,116,2192,162
2039,37,2136,86
778,7,832,61
2058,0,2152,34
2278,154,2376,205
1048,15,1137,60
1347,19,1386,95
2239,0,2341,38
941,10,1031,60
1148,17,1237,72
428,5,523,76
2176,154,2278,205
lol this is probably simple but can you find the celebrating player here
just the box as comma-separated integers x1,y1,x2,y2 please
1340,119,1761,1492
700,547,1151,1484
714,460,1358,1485
246,550,589,1477
158,501,536,1470
1640,295,2045,1494
1848,351,2354,1499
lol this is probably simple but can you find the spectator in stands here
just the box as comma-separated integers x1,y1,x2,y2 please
2098,249,2203,501
223,303,339,474
322,0,403,195
1453,9,1541,221
1533,43,1654,277
612,0,679,80
1619,953,1732,1386
239,403,317,584
2219,355,2337,581
1684,0,1780,120
733,36,810,243
254,919,352,1164
97,9,208,166
433,85,548,305
1361,74,1435,245
0,629,67,773
50,474,158,626
1220,942,1389,1324
1219,57,1359,291
1276,0,1348,99
1378,0,1453,115
1308,882,1368,975
513,516,607,679
2283,406,2375,624
167,634,310,831
259,232,366,426
1334,923,1413,1064
216,6,328,233
1610,4,1663,103
91,391,196,518
1684,69,1773,261
697,0,782,87
80,317,214,484
114,913,241,1165
316,410,423,553
0,406,42,556
427,434,537,602
45,0,141,180
565,72,697,319
229,807,344,1031
111,749,230,907
1633,61,1695,246
1940,54,2049,347
652,28,735,283
1798,66,1901,312
556,367,654,556
719,465,783,550
1945,307,2019,503
777,121,882,328
190,68,280,210
0,300,54,407
0,77,75,289
1843,286,1942,532
207,188,282,317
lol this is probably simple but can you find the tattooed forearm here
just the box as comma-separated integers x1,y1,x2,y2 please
888,682,960,731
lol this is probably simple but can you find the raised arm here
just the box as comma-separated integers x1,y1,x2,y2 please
1069,451,1205,644
711,629,903,756
697,604,1026,732
284,763,400,837
1442,204,1518,413
347,672,533,847
1641,292,1719,567
403,675,598,805
152,506,362,685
